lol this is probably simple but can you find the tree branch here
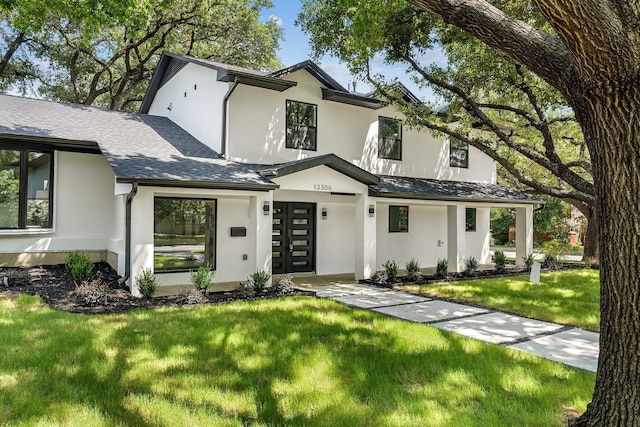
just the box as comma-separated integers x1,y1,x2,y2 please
406,0,572,91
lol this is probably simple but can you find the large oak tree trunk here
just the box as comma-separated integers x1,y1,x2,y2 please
582,211,599,260
570,87,640,426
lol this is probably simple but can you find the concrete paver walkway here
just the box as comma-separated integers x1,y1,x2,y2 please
312,282,599,372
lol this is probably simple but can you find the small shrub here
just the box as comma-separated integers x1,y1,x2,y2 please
274,275,295,294
4,269,31,287
522,254,535,270
190,264,216,293
383,260,399,282
584,256,599,270
136,268,158,299
436,258,448,278
371,271,390,287
248,269,270,292
464,257,479,274
492,250,507,273
405,258,422,282
178,287,207,305
66,251,93,283
73,278,109,306
543,253,558,269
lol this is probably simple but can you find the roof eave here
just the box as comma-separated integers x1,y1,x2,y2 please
116,177,278,191
218,70,297,92
369,189,543,204
321,88,385,110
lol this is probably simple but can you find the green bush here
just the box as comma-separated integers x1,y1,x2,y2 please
492,250,507,273
539,239,579,258
543,253,558,269
464,257,479,274
436,258,448,278
522,254,535,269
249,269,270,292
136,268,158,299
383,260,399,281
190,264,216,293
65,251,93,283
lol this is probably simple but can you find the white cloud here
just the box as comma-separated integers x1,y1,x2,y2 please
269,15,283,27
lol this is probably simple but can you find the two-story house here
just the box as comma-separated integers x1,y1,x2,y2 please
0,52,538,294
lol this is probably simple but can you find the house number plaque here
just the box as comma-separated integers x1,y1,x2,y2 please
313,184,332,191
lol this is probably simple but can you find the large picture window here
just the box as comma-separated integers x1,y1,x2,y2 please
154,198,216,272
450,137,469,168
286,100,317,150
0,148,53,229
389,205,409,233
378,116,402,160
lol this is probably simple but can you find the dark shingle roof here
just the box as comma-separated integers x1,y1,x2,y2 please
372,175,541,204
0,94,276,189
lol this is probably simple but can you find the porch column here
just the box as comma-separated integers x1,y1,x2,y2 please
355,194,376,280
447,205,466,273
250,191,274,281
515,205,533,266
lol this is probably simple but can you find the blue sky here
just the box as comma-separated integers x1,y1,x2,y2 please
259,1,445,102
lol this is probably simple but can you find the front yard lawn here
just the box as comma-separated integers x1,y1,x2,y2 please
0,293,594,426
399,269,600,331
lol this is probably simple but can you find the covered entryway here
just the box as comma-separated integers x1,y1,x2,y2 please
272,202,316,274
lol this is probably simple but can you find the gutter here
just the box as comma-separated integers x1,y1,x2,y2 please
118,182,138,286
220,76,239,158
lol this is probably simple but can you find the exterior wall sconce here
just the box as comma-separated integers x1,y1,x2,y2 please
322,207,328,219
167,102,172,111
263,201,270,215
369,205,375,217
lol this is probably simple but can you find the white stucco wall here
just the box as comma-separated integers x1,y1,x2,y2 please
147,63,227,153
376,203,449,270
0,152,122,255
225,69,496,183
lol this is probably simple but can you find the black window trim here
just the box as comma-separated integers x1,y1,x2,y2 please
286,99,318,151
389,205,409,233
0,143,54,230
450,137,469,169
153,196,218,273
378,116,403,161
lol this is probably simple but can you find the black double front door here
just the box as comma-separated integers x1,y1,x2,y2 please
272,202,315,274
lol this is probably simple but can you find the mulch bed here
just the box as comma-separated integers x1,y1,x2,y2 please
0,262,315,314
362,262,590,288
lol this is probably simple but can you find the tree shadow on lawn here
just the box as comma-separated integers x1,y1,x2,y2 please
0,295,595,426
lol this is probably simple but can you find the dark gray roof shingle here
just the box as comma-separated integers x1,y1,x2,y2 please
0,94,275,189
372,175,541,204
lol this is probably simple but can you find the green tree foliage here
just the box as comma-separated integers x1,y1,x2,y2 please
298,0,597,256
0,0,282,110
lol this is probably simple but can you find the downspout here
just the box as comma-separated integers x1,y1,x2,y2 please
118,182,138,287
220,76,239,158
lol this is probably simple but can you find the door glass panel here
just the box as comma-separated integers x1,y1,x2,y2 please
293,209,308,214
292,218,308,225
292,240,307,246
293,251,307,256
272,229,281,236
272,240,280,246
292,229,308,236
293,261,308,266
272,252,281,257
273,218,281,225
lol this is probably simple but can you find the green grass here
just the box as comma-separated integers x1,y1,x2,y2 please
0,293,594,426
399,269,600,331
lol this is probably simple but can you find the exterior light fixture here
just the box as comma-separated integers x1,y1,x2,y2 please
167,102,172,111
263,201,270,215
322,207,328,219
369,205,375,217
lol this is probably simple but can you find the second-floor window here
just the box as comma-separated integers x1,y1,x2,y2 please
450,137,469,168
286,100,317,150
378,116,402,160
